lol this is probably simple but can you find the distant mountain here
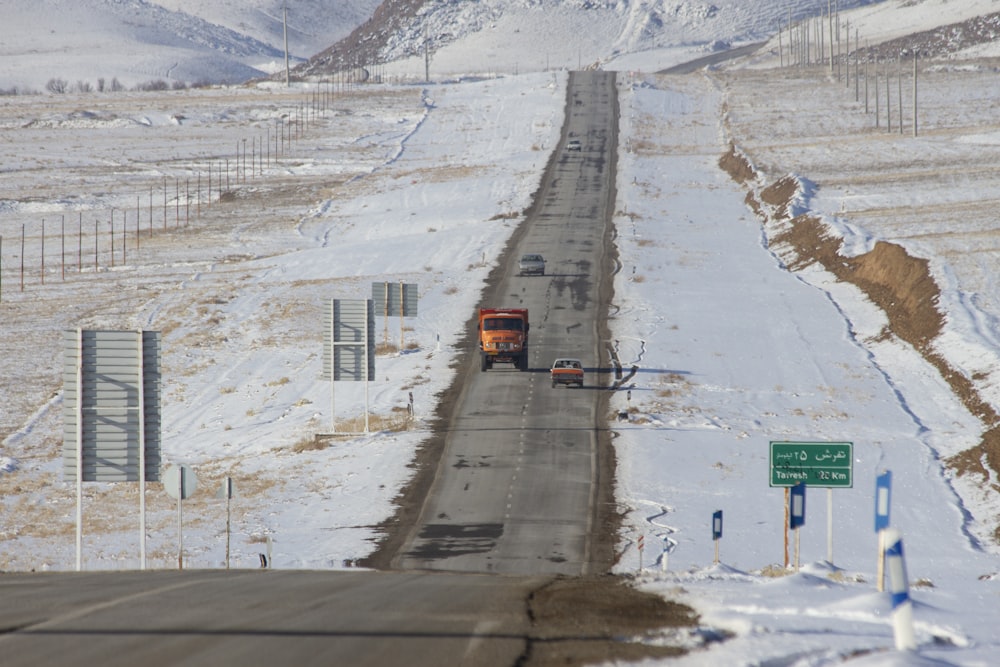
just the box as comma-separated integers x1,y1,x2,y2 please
296,0,882,78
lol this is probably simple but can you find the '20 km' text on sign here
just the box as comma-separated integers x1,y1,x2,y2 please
769,441,853,488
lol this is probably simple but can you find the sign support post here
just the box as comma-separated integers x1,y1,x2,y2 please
177,470,183,570
783,487,790,568
364,303,371,432
75,329,83,572
214,477,238,569
163,465,198,570
770,441,853,568
138,330,147,570
329,308,336,434
226,477,232,569
712,510,723,564
827,488,833,564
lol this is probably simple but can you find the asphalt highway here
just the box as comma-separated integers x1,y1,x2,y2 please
0,569,547,667
392,70,618,575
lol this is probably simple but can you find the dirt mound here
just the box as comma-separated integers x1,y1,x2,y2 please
771,217,943,349
522,575,698,665
717,142,754,184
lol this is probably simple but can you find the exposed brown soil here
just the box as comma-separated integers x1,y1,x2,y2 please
720,145,1000,542
718,142,755,185
520,575,698,665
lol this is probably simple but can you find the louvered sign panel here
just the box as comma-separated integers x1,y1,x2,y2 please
62,330,162,482
371,282,418,317
321,299,375,381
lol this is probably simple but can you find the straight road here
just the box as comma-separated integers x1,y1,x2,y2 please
392,70,619,575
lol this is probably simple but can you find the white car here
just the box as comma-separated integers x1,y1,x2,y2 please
518,253,546,276
566,139,582,152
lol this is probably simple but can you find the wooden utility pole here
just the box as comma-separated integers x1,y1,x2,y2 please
913,51,919,137
283,5,290,87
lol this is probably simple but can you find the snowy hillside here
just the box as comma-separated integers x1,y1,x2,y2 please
0,0,381,90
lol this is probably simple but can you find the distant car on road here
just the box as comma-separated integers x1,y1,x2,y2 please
566,139,582,152
518,253,546,276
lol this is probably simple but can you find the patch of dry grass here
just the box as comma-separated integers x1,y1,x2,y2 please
376,342,399,356
828,570,866,584
292,412,415,452
656,373,692,399
489,211,521,220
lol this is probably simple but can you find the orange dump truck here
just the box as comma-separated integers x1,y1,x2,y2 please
478,308,529,371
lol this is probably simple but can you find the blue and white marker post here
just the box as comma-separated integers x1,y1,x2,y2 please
789,482,806,571
712,510,723,564
883,528,917,651
875,470,892,591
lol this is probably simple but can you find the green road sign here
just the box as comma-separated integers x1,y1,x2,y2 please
770,441,853,488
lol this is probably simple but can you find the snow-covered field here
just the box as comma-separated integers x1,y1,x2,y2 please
4,0,1000,664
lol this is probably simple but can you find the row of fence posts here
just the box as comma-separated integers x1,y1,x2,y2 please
777,3,920,137
0,79,362,301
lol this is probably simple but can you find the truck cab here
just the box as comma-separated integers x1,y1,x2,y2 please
478,308,529,371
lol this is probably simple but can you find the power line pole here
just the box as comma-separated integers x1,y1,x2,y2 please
284,4,290,87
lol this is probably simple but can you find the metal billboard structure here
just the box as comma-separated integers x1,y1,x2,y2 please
372,281,418,349
62,329,161,570
322,299,375,433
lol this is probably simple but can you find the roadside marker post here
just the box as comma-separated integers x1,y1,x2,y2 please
163,464,198,570
789,482,806,571
875,470,893,591
884,528,917,651
637,534,644,572
215,477,238,569
712,510,723,564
